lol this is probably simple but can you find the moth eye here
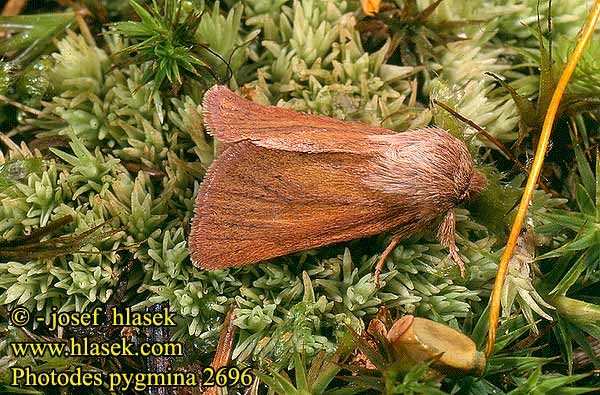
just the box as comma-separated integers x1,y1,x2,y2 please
469,171,488,195
459,171,487,201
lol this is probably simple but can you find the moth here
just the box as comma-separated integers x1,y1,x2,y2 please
189,85,487,285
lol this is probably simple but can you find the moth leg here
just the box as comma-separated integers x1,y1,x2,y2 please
438,209,466,277
374,235,401,287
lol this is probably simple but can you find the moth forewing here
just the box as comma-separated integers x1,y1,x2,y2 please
202,84,392,154
189,142,414,270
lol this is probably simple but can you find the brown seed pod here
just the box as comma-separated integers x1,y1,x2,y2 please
189,85,487,285
383,315,486,376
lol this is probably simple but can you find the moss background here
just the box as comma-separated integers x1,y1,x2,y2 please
0,0,599,394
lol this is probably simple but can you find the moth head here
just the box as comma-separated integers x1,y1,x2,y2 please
458,170,487,201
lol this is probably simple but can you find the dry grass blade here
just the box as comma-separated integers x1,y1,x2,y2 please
204,305,236,395
1,0,28,17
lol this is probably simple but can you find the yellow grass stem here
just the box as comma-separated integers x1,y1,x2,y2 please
486,0,600,357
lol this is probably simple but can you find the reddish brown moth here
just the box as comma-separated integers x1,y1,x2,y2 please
190,85,487,285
